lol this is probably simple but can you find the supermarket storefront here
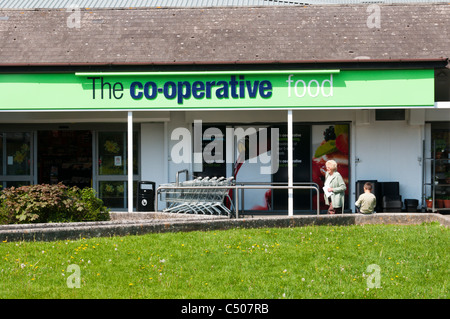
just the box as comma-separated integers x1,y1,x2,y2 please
0,68,440,213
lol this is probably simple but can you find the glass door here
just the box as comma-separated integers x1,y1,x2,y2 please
96,131,139,210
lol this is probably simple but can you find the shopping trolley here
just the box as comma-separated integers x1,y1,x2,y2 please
160,176,235,216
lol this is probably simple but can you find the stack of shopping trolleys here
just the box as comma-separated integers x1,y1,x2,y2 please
160,176,235,216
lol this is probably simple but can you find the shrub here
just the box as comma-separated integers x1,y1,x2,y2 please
0,183,110,224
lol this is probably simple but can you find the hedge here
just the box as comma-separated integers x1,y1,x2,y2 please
0,183,110,224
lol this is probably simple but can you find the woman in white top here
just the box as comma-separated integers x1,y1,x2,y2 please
324,160,347,214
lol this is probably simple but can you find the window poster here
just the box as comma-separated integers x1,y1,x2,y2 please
312,124,350,210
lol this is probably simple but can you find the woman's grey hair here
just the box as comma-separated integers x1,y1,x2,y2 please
326,159,338,171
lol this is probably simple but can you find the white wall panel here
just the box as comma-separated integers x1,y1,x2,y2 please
355,120,423,204
140,122,166,210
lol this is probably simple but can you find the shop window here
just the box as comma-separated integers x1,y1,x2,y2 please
430,123,450,210
0,132,33,189
272,124,311,211
195,124,227,178
195,123,350,214
96,131,139,210
98,131,138,175
0,135,2,173
5,181,30,188
37,130,92,189
5,132,31,175
98,181,138,210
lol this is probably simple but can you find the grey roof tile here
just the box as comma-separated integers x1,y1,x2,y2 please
0,4,449,65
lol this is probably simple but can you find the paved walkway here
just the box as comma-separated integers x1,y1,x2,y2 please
0,212,448,242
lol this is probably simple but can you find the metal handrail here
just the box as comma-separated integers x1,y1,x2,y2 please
234,181,320,216
155,183,320,218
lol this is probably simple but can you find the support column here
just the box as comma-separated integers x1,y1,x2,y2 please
287,110,293,216
128,111,133,213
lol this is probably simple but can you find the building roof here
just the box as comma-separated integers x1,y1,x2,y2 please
0,4,449,66
1,0,444,9
4,0,304,9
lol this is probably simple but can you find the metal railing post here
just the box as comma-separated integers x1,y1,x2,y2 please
235,186,239,219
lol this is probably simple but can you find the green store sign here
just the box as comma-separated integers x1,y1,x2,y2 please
0,69,434,110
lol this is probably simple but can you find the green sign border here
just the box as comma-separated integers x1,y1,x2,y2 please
0,69,434,111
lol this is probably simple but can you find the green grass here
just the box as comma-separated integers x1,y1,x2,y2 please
0,222,448,299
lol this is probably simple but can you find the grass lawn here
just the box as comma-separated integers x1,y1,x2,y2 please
0,222,448,299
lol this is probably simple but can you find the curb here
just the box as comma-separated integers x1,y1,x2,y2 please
0,212,448,242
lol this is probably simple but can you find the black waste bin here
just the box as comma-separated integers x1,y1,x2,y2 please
137,181,155,212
